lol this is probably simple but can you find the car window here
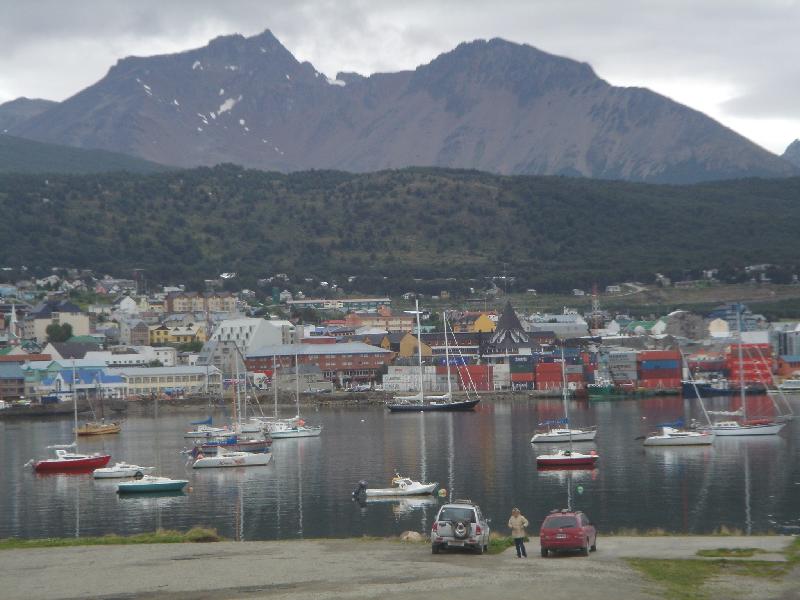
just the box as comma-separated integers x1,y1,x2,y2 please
544,515,578,528
439,507,476,522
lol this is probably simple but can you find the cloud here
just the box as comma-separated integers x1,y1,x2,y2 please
0,0,799,153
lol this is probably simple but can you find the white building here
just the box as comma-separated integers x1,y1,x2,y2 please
199,318,298,374
110,365,222,397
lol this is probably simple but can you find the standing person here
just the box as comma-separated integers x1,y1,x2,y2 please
508,507,529,558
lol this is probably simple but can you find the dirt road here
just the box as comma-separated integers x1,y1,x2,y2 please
0,536,795,600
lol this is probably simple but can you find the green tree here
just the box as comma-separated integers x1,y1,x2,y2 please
46,323,73,343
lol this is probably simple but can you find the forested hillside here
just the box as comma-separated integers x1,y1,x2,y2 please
1,165,799,294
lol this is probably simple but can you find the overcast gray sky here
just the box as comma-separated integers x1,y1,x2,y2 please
1,0,797,154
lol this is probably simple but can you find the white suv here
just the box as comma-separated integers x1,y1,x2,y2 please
431,499,490,554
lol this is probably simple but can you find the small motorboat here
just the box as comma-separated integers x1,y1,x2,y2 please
536,449,599,468
93,462,154,479
269,419,322,439
531,427,597,444
644,426,714,447
707,420,785,436
117,475,189,494
354,474,438,498
76,421,121,436
184,425,229,438
193,447,273,468
33,448,111,473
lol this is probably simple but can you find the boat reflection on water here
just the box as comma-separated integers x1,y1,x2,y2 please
116,489,187,504
356,495,441,516
536,467,598,482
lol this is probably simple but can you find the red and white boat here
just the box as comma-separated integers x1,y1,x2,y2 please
536,449,599,468
34,448,111,473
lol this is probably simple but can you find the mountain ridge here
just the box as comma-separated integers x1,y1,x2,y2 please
9,30,797,183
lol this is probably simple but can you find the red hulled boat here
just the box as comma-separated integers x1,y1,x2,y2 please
33,448,111,473
536,449,599,468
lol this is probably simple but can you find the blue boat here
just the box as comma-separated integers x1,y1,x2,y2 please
117,476,189,494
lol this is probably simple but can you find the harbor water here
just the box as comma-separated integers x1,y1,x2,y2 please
1,395,798,541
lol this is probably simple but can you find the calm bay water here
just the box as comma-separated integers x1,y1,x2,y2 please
1,395,799,541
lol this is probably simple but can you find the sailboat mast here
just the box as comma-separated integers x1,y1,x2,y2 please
295,352,300,418
561,346,572,450
444,312,453,399
415,299,424,402
273,354,278,418
233,349,240,426
736,306,747,421
72,359,78,445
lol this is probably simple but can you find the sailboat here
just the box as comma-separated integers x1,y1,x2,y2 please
76,378,121,435
536,348,599,468
33,361,111,473
531,353,597,444
386,302,480,412
706,307,785,437
269,353,322,439
118,378,188,493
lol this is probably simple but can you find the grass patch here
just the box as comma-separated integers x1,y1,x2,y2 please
487,533,530,555
628,556,794,600
696,548,763,558
0,527,223,550
628,558,722,600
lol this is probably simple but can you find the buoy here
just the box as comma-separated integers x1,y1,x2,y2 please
576,485,584,494
438,488,447,497
187,486,193,493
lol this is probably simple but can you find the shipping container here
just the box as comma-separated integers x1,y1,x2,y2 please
639,360,680,370
511,372,535,383
639,351,682,361
639,378,682,390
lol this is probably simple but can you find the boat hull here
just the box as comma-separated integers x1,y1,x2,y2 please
76,423,121,436
709,423,785,436
270,427,322,438
193,452,272,468
198,439,271,454
93,463,152,478
536,455,598,468
531,429,597,443
681,382,766,398
386,399,480,412
34,454,111,473
365,483,438,496
644,433,714,446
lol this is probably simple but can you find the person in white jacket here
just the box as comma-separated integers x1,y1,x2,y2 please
508,507,529,558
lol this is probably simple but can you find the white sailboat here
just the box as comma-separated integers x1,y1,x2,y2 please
644,426,714,446
386,302,479,412
536,348,599,468
193,446,272,468
269,353,322,439
707,307,785,437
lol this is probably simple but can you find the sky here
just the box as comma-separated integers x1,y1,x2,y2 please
1,0,798,154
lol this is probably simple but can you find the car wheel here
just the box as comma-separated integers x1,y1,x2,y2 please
582,540,590,556
591,537,597,552
483,544,488,553
541,547,548,558
474,543,484,555
431,544,440,555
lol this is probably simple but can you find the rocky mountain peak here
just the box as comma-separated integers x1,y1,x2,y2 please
783,139,800,167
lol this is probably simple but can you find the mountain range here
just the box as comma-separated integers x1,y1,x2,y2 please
3,30,798,183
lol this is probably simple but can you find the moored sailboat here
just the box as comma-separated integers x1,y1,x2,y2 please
536,347,600,468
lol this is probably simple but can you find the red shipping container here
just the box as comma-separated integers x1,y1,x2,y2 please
640,378,681,389
567,373,584,382
511,372,534,383
536,363,563,371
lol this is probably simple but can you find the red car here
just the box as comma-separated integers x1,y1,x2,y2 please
539,509,597,557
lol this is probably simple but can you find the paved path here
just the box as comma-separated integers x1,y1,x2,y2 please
0,537,795,600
